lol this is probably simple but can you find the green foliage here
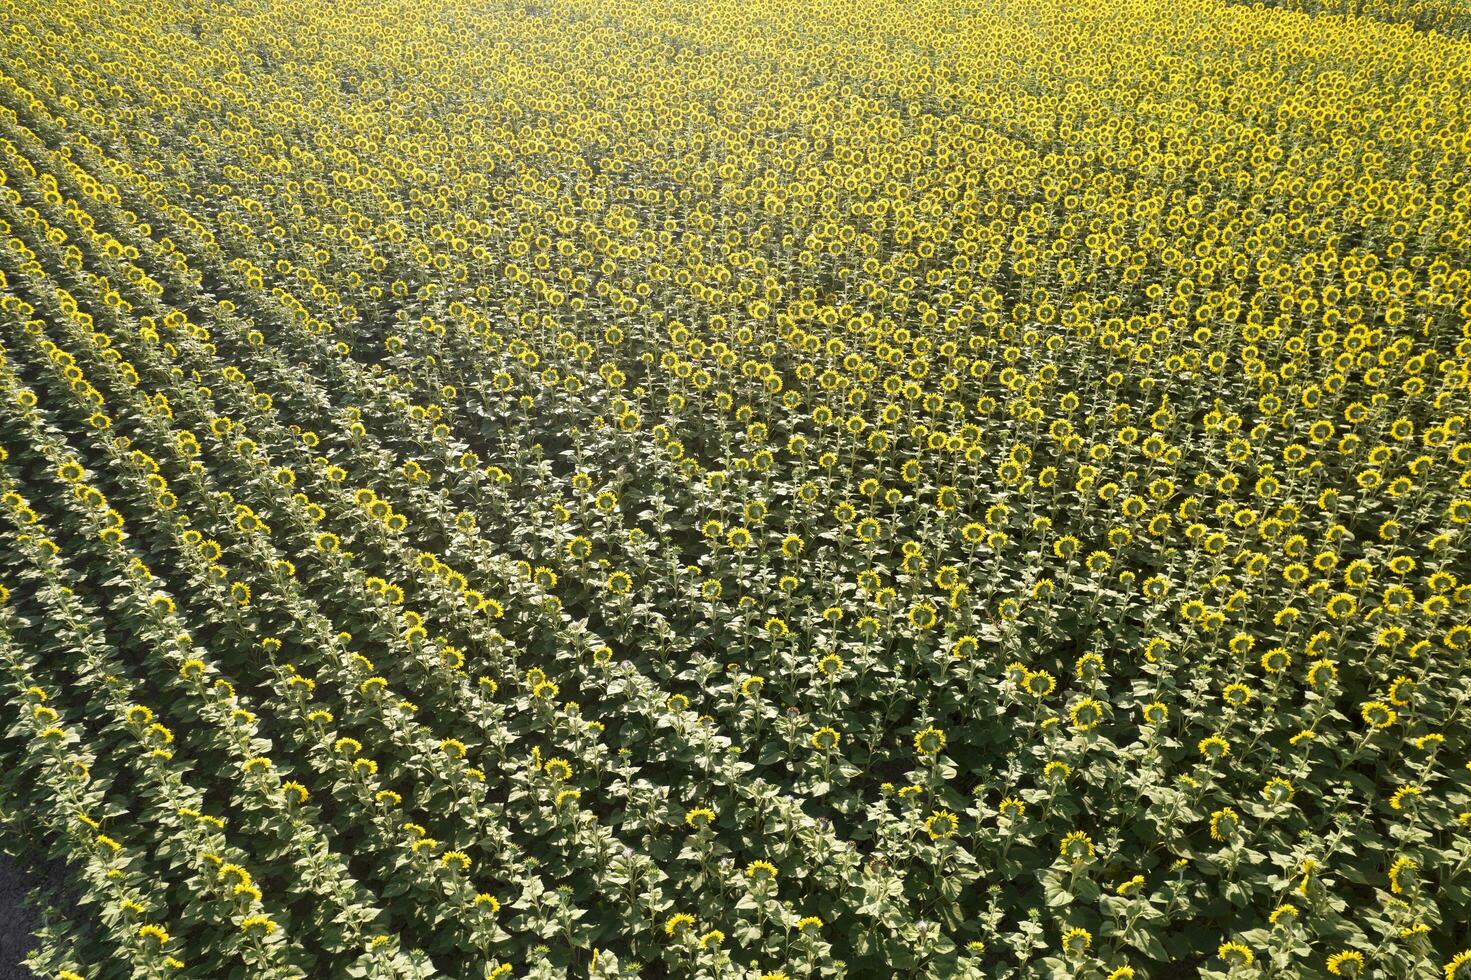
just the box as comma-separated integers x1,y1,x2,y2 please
0,0,1469,977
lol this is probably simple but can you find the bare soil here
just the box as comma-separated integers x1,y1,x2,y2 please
0,853,45,980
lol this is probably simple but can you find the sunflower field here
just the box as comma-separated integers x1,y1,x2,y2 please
1228,0,1471,36
0,0,1468,977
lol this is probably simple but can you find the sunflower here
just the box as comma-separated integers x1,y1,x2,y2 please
1361,701,1397,729
1024,670,1056,698
1209,807,1240,842
1060,831,1095,862
1060,927,1091,956
1217,942,1253,969
1262,778,1294,805
1389,855,1416,894
913,727,945,755
924,809,958,840
745,860,777,882
1069,697,1104,731
1197,735,1231,763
